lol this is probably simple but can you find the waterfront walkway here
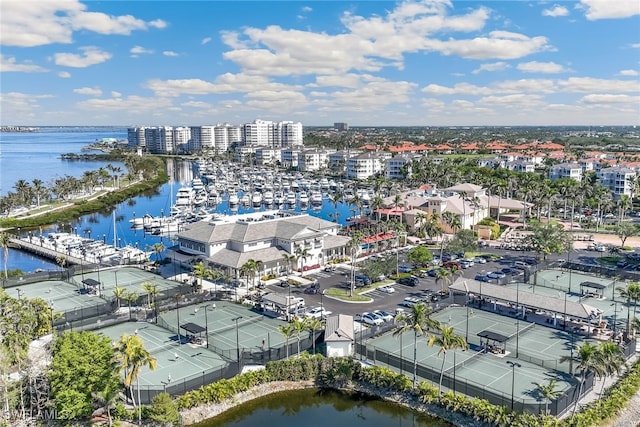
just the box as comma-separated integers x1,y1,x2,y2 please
9,237,84,265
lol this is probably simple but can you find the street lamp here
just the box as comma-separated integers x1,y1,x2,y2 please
201,303,215,349
569,327,577,375
16,289,23,299
515,281,520,358
507,360,522,411
232,316,243,374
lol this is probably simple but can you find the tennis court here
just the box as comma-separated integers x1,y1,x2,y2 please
157,301,291,354
97,321,228,388
10,279,109,313
536,269,616,296
73,266,185,298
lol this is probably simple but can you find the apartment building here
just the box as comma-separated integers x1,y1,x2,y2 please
346,152,390,180
298,148,333,172
385,155,415,179
549,163,583,182
598,166,637,199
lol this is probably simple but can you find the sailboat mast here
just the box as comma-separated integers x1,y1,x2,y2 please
113,209,117,248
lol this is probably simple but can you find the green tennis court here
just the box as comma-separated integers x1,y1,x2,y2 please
72,266,185,297
10,279,109,313
536,269,616,296
97,321,228,388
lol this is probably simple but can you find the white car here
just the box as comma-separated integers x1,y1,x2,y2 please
305,307,332,319
373,310,394,322
359,312,384,326
378,285,396,294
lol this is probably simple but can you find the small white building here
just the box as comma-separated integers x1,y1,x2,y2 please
598,166,637,199
324,314,354,357
549,163,582,182
346,152,390,180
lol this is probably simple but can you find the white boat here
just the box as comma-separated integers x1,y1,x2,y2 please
320,178,330,191
175,186,196,207
310,191,323,205
191,178,206,194
251,192,262,207
263,191,274,205
286,192,297,205
193,192,208,206
299,191,309,205
207,191,219,205
241,193,251,205
274,191,284,205
228,193,239,205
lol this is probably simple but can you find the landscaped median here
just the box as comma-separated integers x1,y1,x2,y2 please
324,279,395,303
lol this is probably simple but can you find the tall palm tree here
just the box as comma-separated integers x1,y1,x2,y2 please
457,191,468,230
149,242,166,264
393,303,440,388
435,268,452,292
292,317,307,356
112,286,125,310
239,259,259,288
141,281,158,308
278,323,295,358
348,230,364,297
560,341,605,415
305,317,323,354
192,261,213,290
533,378,561,415
113,333,157,425
330,190,344,224
295,247,309,272
282,253,297,276
596,341,625,395
442,211,461,234
428,325,468,393
617,283,640,332
0,232,10,279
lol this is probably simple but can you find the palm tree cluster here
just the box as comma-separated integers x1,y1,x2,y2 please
394,303,467,391
277,316,324,358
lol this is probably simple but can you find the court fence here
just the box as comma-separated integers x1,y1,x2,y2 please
357,343,593,416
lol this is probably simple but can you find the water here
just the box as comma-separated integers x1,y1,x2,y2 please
1,129,360,273
193,388,451,427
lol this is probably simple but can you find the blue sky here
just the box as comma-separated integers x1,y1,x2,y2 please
1,0,639,127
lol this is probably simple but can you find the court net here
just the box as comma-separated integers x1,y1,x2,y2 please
208,315,265,335
508,322,536,340
444,349,484,374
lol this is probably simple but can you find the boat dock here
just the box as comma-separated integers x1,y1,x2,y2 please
9,237,84,266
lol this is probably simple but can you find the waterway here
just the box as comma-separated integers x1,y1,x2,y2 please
193,388,451,427
1,129,358,273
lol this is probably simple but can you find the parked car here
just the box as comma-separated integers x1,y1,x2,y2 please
487,271,506,279
460,259,473,269
402,296,423,307
398,265,414,273
617,259,629,268
305,307,332,319
473,257,487,264
304,284,320,294
418,270,430,278
378,285,396,294
323,265,336,272
397,276,419,286
427,268,438,277
355,274,371,285
474,274,490,282
501,267,520,275
373,310,394,322
359,312,384,326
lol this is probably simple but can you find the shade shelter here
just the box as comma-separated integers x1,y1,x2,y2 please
81,278,101,295
180,322,206,345
579,281,607,299
477,330,509,355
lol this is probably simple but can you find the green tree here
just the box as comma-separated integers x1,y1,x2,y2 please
533,378,561,415
406,246,433,268
523,222,572,260
114,333,157,425
305,317,323,354
92,382,120,427
445,229,477,255
0,232,10,279
428,325,468,393
596,341,625,395
282,253,297,275
616,222,639,247
278,323,295,358
560,342,606,415
113,286,125,310
148,392,180,426
49,331,120,419
393,303,440,388
435,268,452,292
192,261,214,290
291,317,307,356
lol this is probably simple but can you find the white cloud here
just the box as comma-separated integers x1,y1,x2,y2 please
163,51,179,57
145,73,300,97
73,87,103,96
0,0,167,47
471,62,510,74
580,94,640,104
0,54,48,72
130,45,154,56
517,61,569,74
301,6,313,13
423,31,553,60
558,77,639,93
77,95,173,112
618,69,639,76
54,46,112,68
58,71,71,78
111,91,122,98
579,0,640,20
0,92,53,121
201,37,212,45
632,43,640,48
542,5,570,17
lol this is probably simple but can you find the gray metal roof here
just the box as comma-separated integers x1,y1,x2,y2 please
325,314,354,342
450,279,602,321
210,246,286,269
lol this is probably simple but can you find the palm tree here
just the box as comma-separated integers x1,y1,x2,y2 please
240,259,263,288
393,303,440,388
282,253,297,276
305,317,323,354
435,268,453,292
113,333,157,426
428,325,468,393
348,230,364,297
295,247,309,272
292,317,307,356
192,261,213,290
278,323,295,358
149,242,166,264
92,382,119,427
617,283,640,332
457,191,468,230
112,286,125,310
560,341,605,415
442,211,461,234
596,341,625,395
0,232,10,279
141,281,158,308
330,190,344,224
533,378,561,415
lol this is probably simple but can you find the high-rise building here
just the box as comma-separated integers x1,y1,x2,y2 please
334,122,349,132
189,126,215,152
127,127,146,149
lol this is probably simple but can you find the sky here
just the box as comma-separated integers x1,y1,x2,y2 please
1,0,639,127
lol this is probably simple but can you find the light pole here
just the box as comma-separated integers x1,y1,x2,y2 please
161,374,172,392
569,327,576,375
507,360,521,411
515,281,520,358
202,303,215,349
233,316,243,374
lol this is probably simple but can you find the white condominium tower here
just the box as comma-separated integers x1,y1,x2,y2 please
242,119,303,147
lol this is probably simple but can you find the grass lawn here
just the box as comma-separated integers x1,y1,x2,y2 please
325,287,371,302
